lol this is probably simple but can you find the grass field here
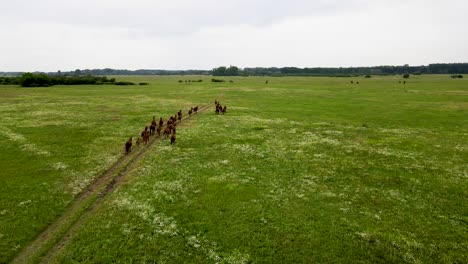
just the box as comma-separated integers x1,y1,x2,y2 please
0,75,467,263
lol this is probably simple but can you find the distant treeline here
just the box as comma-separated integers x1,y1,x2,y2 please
85,68,210,75
64,69,210,76
1,63,467,78
212,66,240,76
0,69,211,77
241,63,468,76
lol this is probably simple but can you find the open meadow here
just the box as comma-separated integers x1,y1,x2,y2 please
0,75,467,263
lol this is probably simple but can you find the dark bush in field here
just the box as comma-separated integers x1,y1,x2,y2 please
365,75,371,78
212,65,240,76
17,73,116,87
20,73,52,87
403,74,410,78
139,82,149,85
115,81,136,86
178,80,183,83
0,77,20,85
211,78,225,83
451,74,463,79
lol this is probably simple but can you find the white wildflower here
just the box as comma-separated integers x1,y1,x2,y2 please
19,200,32,206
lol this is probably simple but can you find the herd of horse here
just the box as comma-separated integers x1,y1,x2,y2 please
215,101,227,114
125,101,227,153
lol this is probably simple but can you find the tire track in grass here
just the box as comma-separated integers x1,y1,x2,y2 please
11,100,217,264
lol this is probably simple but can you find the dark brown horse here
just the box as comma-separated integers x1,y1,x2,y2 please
163,127,171,138
170,132,176,145
142,127,150,144
156,126,162,137
125,137,132,153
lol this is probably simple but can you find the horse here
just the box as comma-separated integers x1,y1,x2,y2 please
125,137,132,153
142,127,149,144
194,106,198,113
170,132,176,145
163,127,171,138
156,126,162,137
136,137,141,146
159,117,164,127
150,124,156,136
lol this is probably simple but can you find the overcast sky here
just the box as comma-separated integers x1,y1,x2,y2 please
1,0,467,71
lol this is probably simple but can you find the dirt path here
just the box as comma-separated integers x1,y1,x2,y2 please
11,101,216,264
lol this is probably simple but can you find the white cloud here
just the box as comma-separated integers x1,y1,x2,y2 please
0,0,467,71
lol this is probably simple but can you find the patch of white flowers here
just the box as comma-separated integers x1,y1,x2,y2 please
52,162,69,171
0,126,50,156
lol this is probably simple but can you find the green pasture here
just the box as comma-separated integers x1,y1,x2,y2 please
0,75,467,263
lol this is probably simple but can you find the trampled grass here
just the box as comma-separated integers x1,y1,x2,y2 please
1,75,467,263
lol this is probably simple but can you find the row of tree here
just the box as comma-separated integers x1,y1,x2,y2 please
1,64,467,78
63,68,210,76
0,73,117,87
212,63,468,76
212,66,240,76
242,63,468,76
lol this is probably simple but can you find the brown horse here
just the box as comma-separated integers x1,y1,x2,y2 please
150,124,156,136
159,117,164,127
163,127,171,138
170,132,176,145
194,106,198,113
156,126,162,137
136,137,141,146
125,137,132,153
142,127,150,144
